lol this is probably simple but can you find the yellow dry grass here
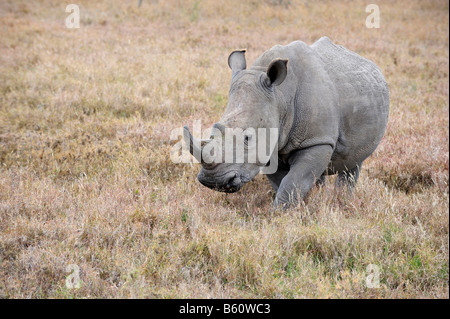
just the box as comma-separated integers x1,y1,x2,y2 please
0,0,448,298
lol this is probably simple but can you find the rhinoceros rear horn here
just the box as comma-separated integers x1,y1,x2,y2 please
228,49,247,77
266,58,288,86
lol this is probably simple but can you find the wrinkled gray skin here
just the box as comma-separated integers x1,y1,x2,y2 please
184,37,389,208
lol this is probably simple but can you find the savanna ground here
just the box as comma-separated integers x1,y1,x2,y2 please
0,0,448,299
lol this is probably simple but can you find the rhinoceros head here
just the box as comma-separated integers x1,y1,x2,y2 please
184,50,288,193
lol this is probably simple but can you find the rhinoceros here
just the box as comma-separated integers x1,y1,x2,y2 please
183,36,389,207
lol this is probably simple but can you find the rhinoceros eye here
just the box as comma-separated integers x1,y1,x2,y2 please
244,135,251,146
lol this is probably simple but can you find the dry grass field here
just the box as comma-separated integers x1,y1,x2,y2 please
0,0,448,298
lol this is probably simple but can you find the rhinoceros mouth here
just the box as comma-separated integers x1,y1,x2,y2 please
197,171,247,193
201,182,243,193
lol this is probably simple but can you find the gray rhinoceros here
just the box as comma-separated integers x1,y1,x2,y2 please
184,37,389,208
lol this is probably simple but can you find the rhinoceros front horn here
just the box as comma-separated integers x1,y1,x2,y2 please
183,126,214,164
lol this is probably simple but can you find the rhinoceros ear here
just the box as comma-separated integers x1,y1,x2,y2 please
266,58,288,86
228,49,247,77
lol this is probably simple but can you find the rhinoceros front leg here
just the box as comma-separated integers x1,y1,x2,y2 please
266,165,289,192
273,145,333,208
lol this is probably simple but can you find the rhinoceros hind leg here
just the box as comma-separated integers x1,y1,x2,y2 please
336,162,362,190
315,173,326,187
266,167,289,192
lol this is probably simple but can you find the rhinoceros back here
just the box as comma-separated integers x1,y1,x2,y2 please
311,37,389,172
